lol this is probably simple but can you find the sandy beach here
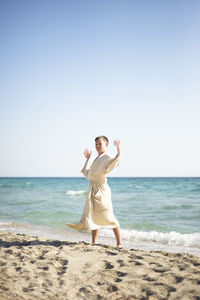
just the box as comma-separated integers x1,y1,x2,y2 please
0,231,200,300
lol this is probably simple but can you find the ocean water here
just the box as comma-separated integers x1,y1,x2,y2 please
0,177,200,256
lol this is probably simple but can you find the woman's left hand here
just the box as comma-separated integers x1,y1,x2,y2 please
114,140,121,156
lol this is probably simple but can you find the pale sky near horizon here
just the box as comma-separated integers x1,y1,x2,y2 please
1,0,200,177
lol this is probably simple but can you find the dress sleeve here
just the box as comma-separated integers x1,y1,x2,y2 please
105,155,121,174
81,159,92,178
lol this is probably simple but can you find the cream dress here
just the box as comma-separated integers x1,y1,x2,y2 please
66,152,121,231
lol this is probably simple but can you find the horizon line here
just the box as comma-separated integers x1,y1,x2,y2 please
0,176,200,179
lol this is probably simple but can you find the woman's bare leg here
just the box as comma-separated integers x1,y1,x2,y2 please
113,227,123,247
92,229,99,244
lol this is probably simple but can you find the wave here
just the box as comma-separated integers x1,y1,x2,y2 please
0,184,14,188
163,204,193,210
190,187,200,192
0,183,34,188
66,190,86,196
1,221,200,256
0,221,29,228
100,228,200,249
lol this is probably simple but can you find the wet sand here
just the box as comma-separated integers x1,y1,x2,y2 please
0,231,200,299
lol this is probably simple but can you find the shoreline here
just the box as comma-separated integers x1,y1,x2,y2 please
1,176,200,178
1,222,200,257
0,231,200,299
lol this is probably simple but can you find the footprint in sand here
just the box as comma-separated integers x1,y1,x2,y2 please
23,287,34,293
107,284,118,292
117,259,125,267
153,282,176,296
135,255,144,259
143,275,155,282
30,260,36,264
61,259,68,266
153,267,168,273
38,255,45,260
134,261,143,266
0,261,6,266
141,288,154,297
1,285,9,291
79,287,92,293
128,254,144,260
116,271,127,277
128,259,143,265
56,258,69,275
57,267,67,275
149,262,161,266
106,250,118,256
193,279,200,285
5,249,13,255
115,278,122,282
105,261,114,269
175,276,184,283
107,270,127,283
16,253,24,261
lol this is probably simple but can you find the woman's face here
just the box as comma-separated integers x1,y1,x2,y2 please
95,138,108,155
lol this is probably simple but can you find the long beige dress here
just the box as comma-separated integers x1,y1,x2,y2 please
66,152,121,231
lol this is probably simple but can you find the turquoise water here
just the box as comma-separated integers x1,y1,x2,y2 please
0,177,200,254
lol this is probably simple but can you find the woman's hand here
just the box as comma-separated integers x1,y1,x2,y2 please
84,148,92,160
114,140,121,157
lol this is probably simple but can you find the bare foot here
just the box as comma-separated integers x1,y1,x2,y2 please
117,244,124,248
90,243,97,246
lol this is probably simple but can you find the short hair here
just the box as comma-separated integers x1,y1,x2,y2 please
95,136,109,144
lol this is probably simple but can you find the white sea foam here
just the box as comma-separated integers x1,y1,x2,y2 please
66,190,86,196
100,228,200,249
0,221,29,228
1,221,200,256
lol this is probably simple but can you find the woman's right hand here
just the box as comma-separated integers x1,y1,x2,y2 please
84,148,92,160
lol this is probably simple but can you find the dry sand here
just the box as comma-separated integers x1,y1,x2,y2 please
0,231,200,300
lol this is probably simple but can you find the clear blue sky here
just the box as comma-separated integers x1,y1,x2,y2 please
1,0,200,176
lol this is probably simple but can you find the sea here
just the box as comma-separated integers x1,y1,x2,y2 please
0,177,200,256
